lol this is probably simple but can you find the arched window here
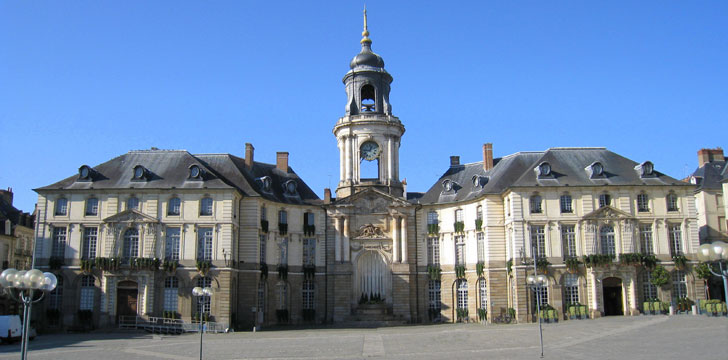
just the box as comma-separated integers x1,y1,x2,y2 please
127,196,139,211
85,197,98,216
666,193,679,212
478,278,487,312
163,277,179,312
599,225,615,256
168,197,181,216
456,279,468,310
79,275,95,310
637,193,650,212
196,277,212,315
672,270,687,300
641,271,657,302
564,274,579,305
55,197,68,215
530,195,542,214
122,229,139,261
360,84,376,112
200,197,213,216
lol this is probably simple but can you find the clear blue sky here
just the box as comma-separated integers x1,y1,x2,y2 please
1,1,726,213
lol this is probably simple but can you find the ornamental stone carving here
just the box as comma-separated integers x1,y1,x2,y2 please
357,224,385,239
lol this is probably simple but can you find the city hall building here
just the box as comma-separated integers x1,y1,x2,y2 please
33,16,704,330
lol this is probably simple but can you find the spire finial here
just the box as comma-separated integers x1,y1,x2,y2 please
361,6,372,46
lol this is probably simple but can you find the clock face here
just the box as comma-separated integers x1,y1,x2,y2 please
360,141,380,161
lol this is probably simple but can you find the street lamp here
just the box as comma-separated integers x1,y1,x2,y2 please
526,273,547,359
192,286,212,360
0,268,57,360
697,241,728,304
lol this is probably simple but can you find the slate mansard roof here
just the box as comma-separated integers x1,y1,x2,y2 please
416,147,692,205
690,157,728,191
35,150,320,205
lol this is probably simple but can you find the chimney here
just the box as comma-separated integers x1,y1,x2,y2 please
324,188,331,204
450,156,460,167
245,143,255,168
402,178,407,196
698,148,724,167
483,143,494,171
276,152,289,172
0,188,12,205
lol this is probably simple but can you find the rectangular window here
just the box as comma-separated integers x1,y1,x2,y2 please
280,237,288,265
672,271,687,300
533,286,548,310
531,225,546,259
55,198,68,215
257,282,266,314
669,224,682,256
196,277,212,315
82,227,97,260
80,288,94,310
302,280,315,310
561,225,576,258
168,198,181,216
197,227,213,261
637,194,649,212
476,232,485,262
427,237,440,265
455,209,463,223
51,227,67,258
428,280,441,319
49,279,63,311
279,210,287,224
599,194,611,208
641,272,658,302
530,196,543,214
667,194,679,212
564,274,579,305
165,227,181,261
200,197,213,216
455,236,465,265
639,225,653,255
427,211,438,225
560,195,573,213
302,238,315,266
305,212,315,226
85,198,98,216
259,234,267,263
277,283,288,310
163,277,179,312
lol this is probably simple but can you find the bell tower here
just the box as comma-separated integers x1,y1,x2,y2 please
335,9,405,199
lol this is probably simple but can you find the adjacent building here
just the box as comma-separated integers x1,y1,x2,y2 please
33,13,705,329
0,188,35,314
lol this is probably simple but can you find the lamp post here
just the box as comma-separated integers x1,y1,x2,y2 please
697,241,728,303
526,272,547,359
0,268,57,360
192,286,212,360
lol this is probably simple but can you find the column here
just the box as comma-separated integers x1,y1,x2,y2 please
591,271,599,311
629,276,637,315
345,136,352,182
400,217,408,264
387,136,393,183
335,217,342,262
339,140,345,182
392,216,399,263
343,216,350,262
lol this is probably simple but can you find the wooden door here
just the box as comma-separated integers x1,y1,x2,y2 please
116,288,138,323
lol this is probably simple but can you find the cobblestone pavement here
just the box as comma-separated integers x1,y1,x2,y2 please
0,316,725,359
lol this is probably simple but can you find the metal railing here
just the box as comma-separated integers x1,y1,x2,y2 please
118,315,228,334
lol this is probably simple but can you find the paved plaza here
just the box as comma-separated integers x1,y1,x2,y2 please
0,316,725,360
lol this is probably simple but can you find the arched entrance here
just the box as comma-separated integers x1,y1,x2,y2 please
116,280,138,323
602,277,623,316
355,250,391,305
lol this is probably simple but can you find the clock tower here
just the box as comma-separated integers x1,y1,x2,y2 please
334,9,405,199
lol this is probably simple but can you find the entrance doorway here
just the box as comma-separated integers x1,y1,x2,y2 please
602,277,623,316
116,280,138,323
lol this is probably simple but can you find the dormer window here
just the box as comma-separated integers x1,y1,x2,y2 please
586,162,605,178
360,84,376,112
132,165,148,181
78,165,94,181
635,161,655,178
188,165,205,180
472,175,488,189
536,162,552,177
443,179,453,192
257,176,272,192
283,180,298,196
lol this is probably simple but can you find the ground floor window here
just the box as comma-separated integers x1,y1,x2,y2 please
257,281,266,318
456,280,468,309
428,280,441,320
564,274,580,305
641,271,658,302
163,277,179,312
478,278,487,311
79,275,95,310
196,277,212,315
302,280,314,310
672,270,687,300
532,285,548,311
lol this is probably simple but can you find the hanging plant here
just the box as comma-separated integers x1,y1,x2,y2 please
475,219,483,231
303,264,315,279
650,265,670,288
277,264,288,280
80,259,94,273
49,256,64,271
427,224,439,235
672,255,687,269
456,308,469,322
260,262,268,279
477,308,487,321
427,265,441,280
278,223,288,235
619,253,642,266
163,260,179,273
196,260,212,275
565,257,581,273
453,221,465,234
303,224,316,236
536,258,551,274
455,265,466,279
695,262,712,280
476,262,484,277
641,254,658,269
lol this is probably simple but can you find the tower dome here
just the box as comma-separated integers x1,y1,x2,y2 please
349,8,384,69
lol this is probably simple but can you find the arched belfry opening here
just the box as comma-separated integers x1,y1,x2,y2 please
361,84,376,112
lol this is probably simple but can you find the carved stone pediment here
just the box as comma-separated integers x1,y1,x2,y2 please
103,209,159,224
351,240,391,251
333,188,411,215
356,224,386,239
582,206,633,221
